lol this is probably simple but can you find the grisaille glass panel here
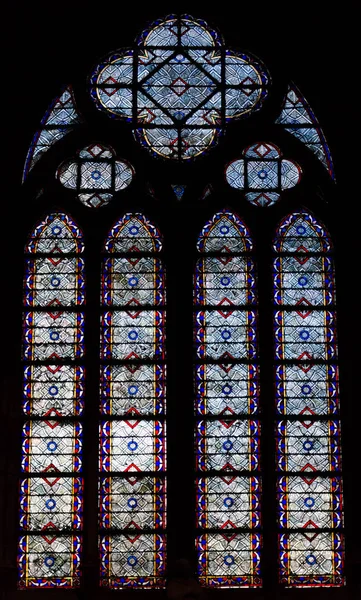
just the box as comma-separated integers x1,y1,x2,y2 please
226,142,302,207
19,213,84,588
99,213,166,588
276,84,335,180
274,211,344,587
23,87,83,182
57,143,134,208
90,16,269,161
194,211,261,587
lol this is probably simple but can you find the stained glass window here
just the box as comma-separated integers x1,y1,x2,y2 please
226,142,301,207
14,10,353,595
99,213,166,588
194,211,261,587
273,210,344,586
90,15,269,161
276,84,335,181
23,86,83,182
19,213,85,588
56,143,134,208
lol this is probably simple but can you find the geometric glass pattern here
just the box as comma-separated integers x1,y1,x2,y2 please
99,213,166,587
276,83,335,181
56,143,134,208
226,142,302,207
19,213,85,588
90,15,269,161
194,211,261,587
273,210,344,586
23,86,83,183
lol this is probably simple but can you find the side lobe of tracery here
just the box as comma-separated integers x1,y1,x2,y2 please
23,86,83,182
276,83,335,181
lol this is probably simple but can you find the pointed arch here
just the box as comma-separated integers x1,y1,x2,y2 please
19,213,85,588
273,210,344,586
276,83,335,180
194,211,261,587
99,213,166,588
23,86,83,182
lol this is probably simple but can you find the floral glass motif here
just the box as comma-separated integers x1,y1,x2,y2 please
273,211,344,587
57,143,134,208
100,213,166,588
19,213,85,588
23,86,83,183
276,84,335,181
226,142,302,207
90,15,269,161
194,211,261,587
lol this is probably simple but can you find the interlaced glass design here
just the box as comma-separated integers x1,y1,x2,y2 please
194,211,261,587
274,210,344,586
90,15,269,161
99,213,166,587
19,213,85,588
